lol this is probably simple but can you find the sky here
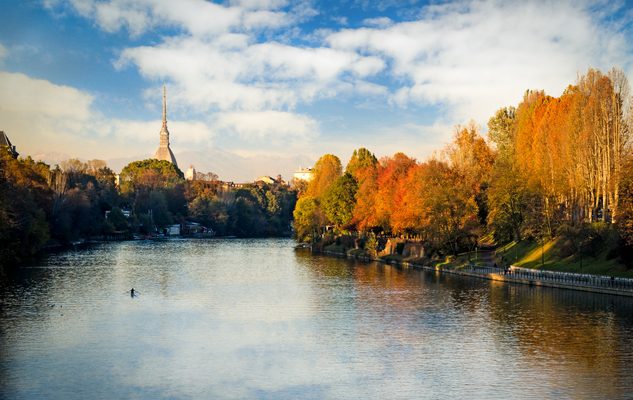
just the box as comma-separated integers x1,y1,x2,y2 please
1,0,633,181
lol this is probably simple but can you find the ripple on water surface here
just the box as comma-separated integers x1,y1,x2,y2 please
1,238,633,399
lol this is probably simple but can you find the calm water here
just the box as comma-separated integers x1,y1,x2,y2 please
1,238,633,399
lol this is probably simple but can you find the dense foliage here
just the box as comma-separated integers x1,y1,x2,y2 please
186,180,296,237
0,152,50,265
293,67,633,266
0,155,297,268
0,154,118,267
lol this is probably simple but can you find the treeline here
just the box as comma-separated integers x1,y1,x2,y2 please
293,67,633,266
0,155,296,268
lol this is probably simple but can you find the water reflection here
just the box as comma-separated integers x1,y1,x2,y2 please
1,239,632,399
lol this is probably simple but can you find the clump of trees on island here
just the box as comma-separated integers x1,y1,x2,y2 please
293,68,633,269
0,155,296,268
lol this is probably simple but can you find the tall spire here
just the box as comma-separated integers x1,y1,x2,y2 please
162,84,167,129
154,84,178,167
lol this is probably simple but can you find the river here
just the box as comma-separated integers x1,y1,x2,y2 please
1,238,633,399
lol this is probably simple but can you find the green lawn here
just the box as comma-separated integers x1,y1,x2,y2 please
496,238,633,278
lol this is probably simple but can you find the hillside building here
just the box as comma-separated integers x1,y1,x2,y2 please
185,165,196,181
293,167,313,182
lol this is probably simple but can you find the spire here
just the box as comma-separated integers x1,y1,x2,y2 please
155,84,178,168
162,84,167,129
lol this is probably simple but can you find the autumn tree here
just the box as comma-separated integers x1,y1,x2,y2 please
373,153,416,233
306,154,342,198
349,148,380,232
444,123,494,226
290,66,633,262
391,163,428,235
345,148,378,180
412,160,478,254
0,151,50,266
617,152,633,267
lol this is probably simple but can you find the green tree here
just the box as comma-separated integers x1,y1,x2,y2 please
322,173,358,231
487,106,517,156
119,160,184,228
119,159,184,194
189,195,230,234
229,196,266,237
107,207,129,231
293,196,324,242
149,191,173,229
206,199,230,235
487,106,527,242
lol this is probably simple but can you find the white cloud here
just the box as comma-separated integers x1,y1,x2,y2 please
35,0,633,174
250,42,384,81
50,0,388,115
94,1,152,36
242,9,290,29
362,16,392,27
52,0,296,37
213,111,318,142
117,35,385,113
0,71,214,161
106,119,214,147
229,0,289,10
0,71,318,178
0,71,102,157
352,81,389,96
0,71,93,120
328,0,633,122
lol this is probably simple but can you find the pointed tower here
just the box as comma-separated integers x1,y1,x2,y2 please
154,85,178,167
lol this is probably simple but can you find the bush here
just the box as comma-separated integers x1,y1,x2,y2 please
557,238,575,258
364,233,378,257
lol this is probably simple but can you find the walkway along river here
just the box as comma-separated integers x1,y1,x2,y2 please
328,248,633,297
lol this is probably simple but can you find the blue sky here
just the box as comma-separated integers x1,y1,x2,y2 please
1,0,632,181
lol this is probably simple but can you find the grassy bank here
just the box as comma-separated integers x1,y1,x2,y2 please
317,231,632,278
496,238,633,278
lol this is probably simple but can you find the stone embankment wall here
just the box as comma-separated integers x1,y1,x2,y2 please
314,245,633,298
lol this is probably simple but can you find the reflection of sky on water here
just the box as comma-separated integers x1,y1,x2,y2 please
1,238,633,399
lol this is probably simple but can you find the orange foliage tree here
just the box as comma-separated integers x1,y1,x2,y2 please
292,67,633,265
373,153,416,233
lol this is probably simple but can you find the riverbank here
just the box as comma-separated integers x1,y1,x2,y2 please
308,245,633,298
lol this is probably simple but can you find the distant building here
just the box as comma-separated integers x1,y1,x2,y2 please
105,209,131,219
0,131,19,158
185,165,196,181
256,176,277,185
167,224,180,236
293,167,313,182
154,85,178,168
